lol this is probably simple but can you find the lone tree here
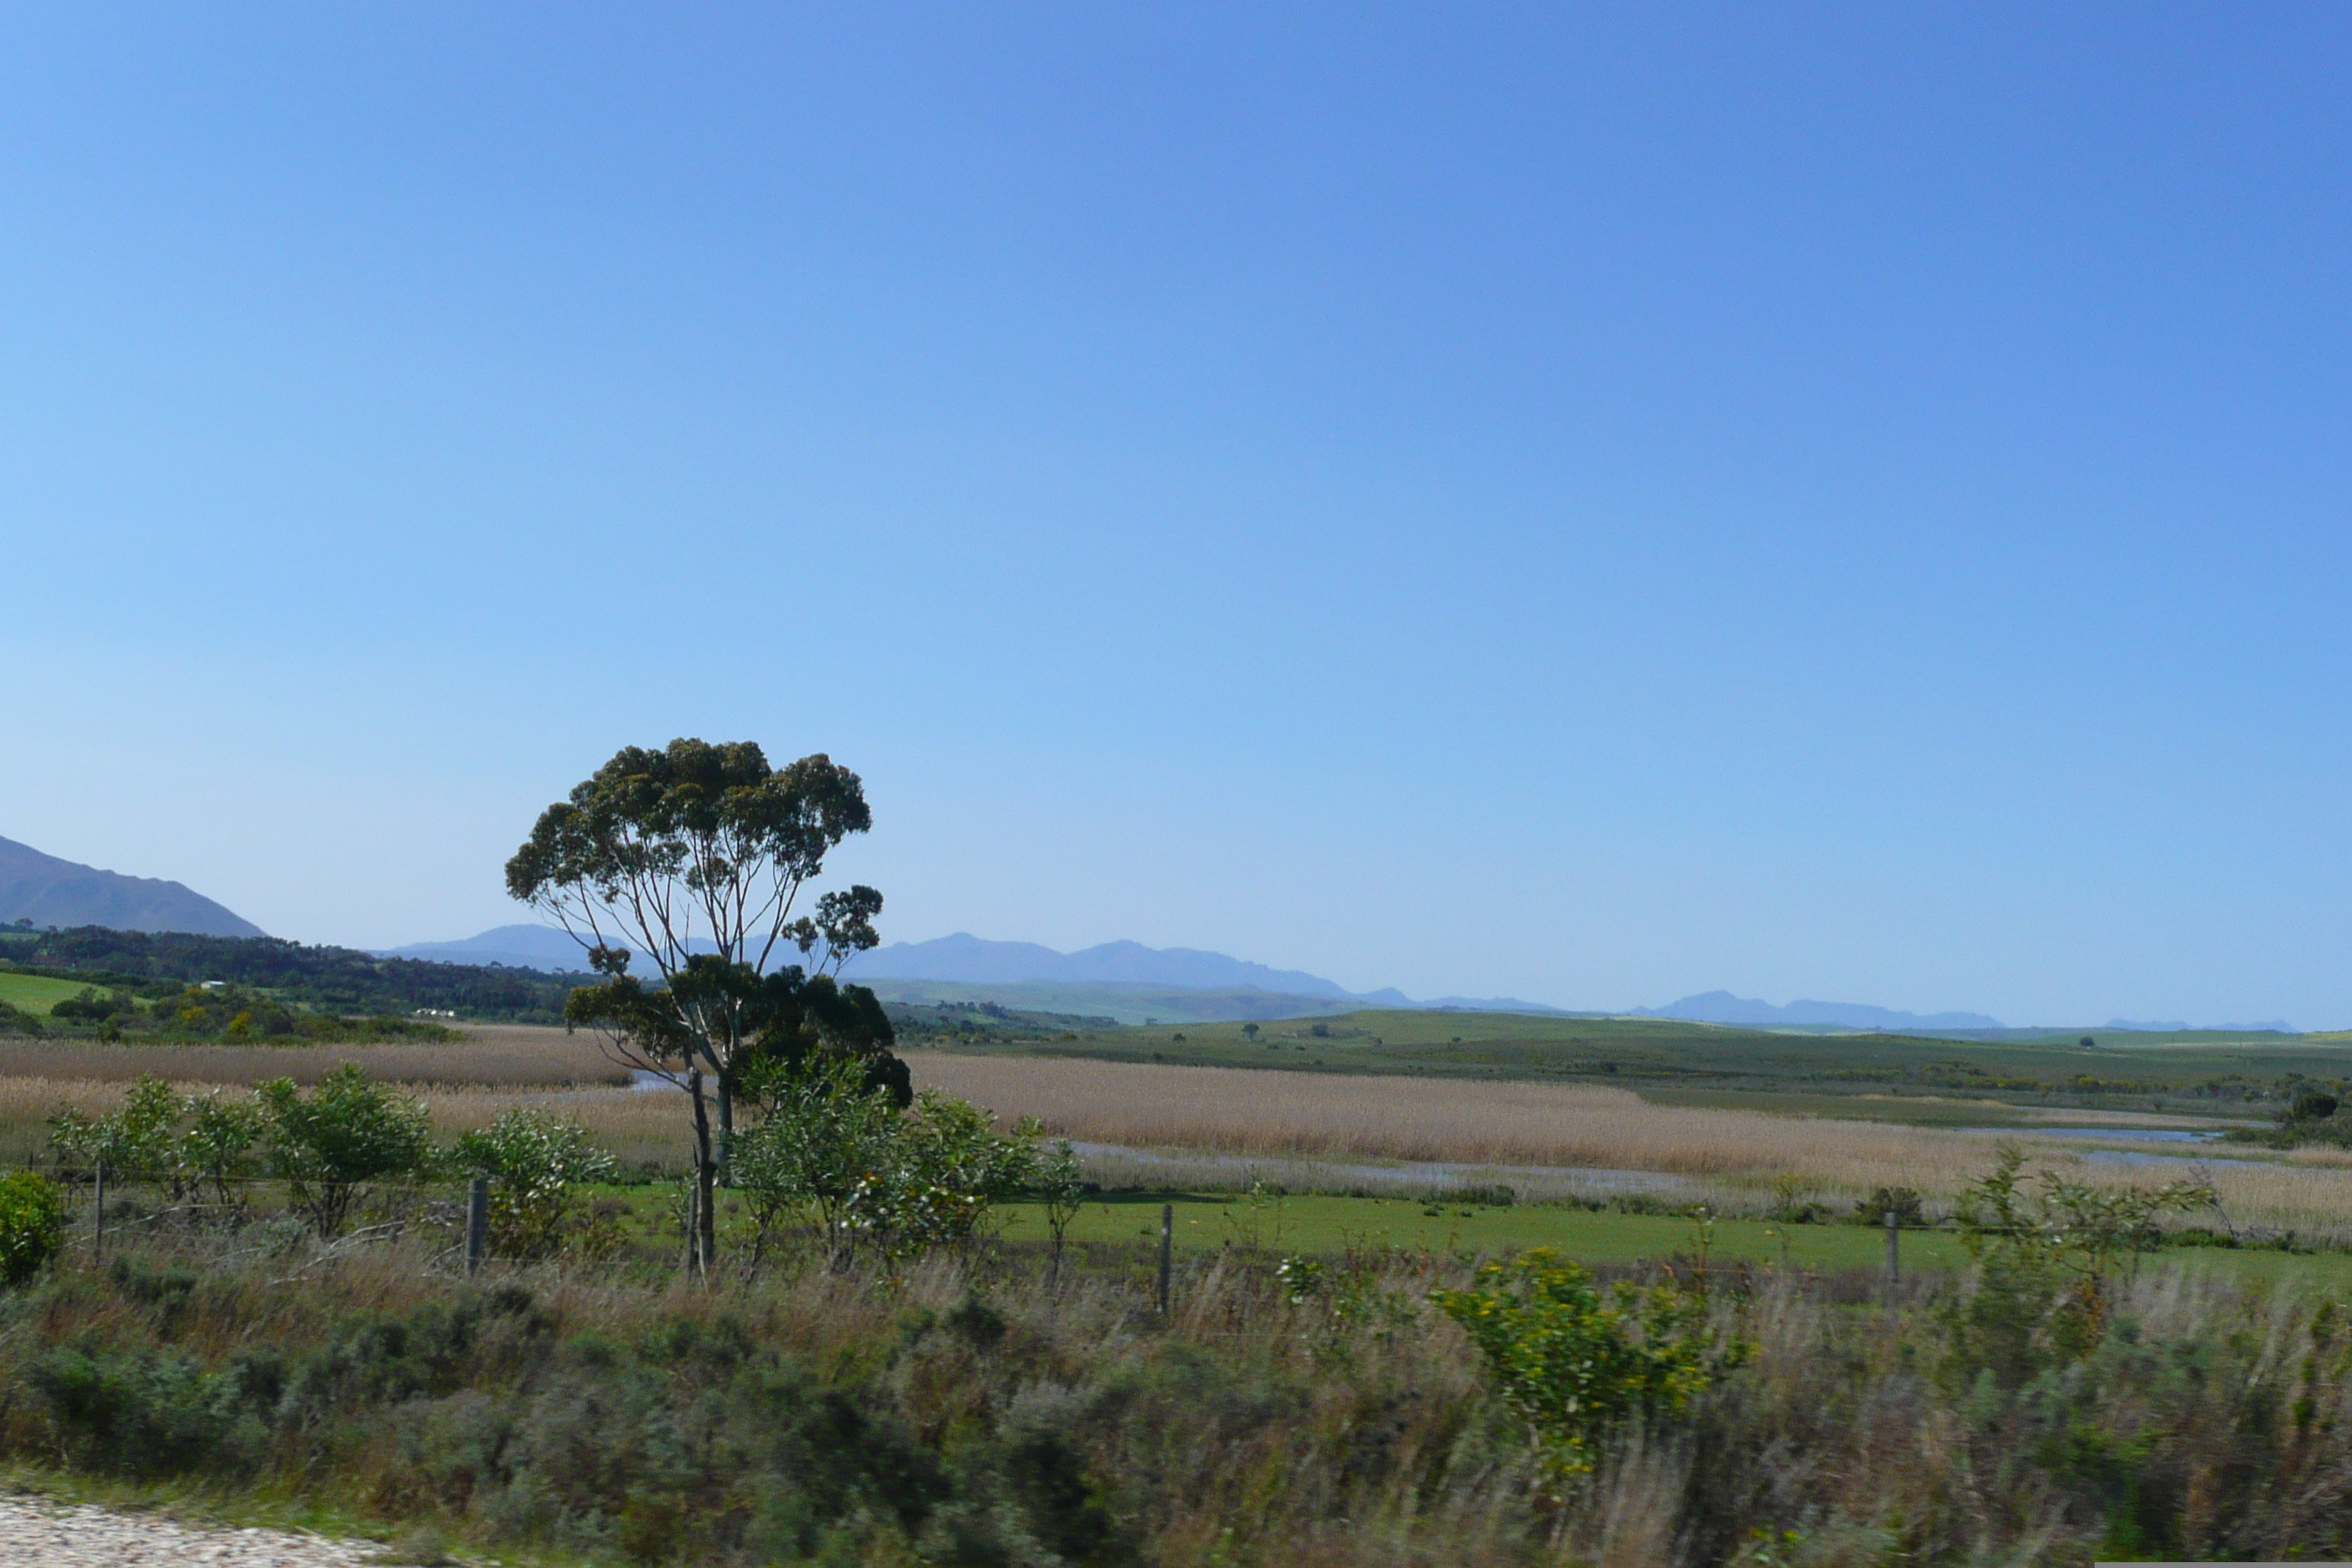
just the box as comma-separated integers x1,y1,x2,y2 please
505,739,883,1271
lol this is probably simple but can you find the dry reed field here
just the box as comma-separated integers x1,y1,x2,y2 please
0,1024,625,1088
906,1049,2352,1232
8,1030,2352,1233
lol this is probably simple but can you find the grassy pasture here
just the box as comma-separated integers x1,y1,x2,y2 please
983,1191,2352,1288
0,970,97,1014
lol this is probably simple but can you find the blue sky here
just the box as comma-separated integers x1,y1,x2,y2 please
3,5,2347,1026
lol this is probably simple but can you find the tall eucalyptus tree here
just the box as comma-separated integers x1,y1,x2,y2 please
505,739,881,1270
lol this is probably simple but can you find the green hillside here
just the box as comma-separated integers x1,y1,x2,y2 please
0,970,94,1014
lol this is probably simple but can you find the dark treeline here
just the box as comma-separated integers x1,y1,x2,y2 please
2,926,581,1022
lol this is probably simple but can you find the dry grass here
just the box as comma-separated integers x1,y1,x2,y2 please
6,1035,2351,1234
0,1024,625,1089
907,1051,2352,1232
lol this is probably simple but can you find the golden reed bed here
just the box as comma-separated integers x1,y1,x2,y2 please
1,1030,2348,1230
905,1052,2352,1233
0,1025,626,1088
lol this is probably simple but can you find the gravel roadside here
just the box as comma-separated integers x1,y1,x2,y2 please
0,1494,374,1567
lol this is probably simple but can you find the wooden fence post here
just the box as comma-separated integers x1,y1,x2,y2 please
1883,1208,1899,1297
1157,1203,1173,1316
93,1160,105,1264
467,1177,489,1275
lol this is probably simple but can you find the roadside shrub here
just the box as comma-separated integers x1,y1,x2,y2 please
26,1343,254,1476
733,1065,1038,1267
448,1109,617,1257
255,1066,432,1235
49,1077,263,1205
0,1169,67,1286
731,1058,905,1264
1948,1149,2217,1384
849,1090,1037,1261
1431,1247,1749,1476
48,1074,185,1182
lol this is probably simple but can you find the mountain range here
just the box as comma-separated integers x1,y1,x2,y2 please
378,930,2013,1028
0,834,2301,1032
0,834,263,938
380,923,598,972
1631,990,2005,1031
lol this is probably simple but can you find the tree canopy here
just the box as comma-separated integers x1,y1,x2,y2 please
507,738,890,1271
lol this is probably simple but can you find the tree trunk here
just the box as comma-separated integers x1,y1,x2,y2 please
687,1070,717,1274
715,1077,734,1184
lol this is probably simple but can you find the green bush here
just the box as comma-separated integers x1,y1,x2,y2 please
255,1066,432,1235
1949,1149,2218,1383
0,1169,68,1286
731,1065,1038,1267
48,1076,263,1204
1431,1247,1748,1476
448,1109,617,1257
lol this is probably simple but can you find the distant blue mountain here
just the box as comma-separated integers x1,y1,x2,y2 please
2109,1017,2296,1033
1421,995,1574,1015
382,925,1575,1014
1633,990,2003,1031
380,924,598,972
0,834,264,938
843,932,1358,997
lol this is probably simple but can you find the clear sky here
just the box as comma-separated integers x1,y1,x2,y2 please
3,5,2346,1027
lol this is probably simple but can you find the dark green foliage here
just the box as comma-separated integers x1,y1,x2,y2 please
13,927,579,1021
2292,1089,2341,1123
511,739,881,1273
26,1343,257,1476
448,1109,618,1257
1857,1186,1926,1227
0,1169,66,1285
255,1066,433,1234
50,985,139,1023
1452,1183,1518,1208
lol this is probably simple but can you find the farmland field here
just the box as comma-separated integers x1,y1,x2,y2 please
0,969,98,1014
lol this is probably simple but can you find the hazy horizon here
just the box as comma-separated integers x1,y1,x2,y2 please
7,7,2349,1027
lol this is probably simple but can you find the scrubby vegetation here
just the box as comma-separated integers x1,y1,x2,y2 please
6,1187,2352,1564
1,924,578,1022
0,970,461,1044
1,1025,2349,1562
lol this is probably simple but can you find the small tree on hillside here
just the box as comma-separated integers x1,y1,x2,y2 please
505,739,881,1272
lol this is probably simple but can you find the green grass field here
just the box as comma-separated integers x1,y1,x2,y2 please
979,1190,2352,1289
0,970,96,1015
921,1007,2345,1117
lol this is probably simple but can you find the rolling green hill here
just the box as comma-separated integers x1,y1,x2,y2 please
0,970,94,1015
